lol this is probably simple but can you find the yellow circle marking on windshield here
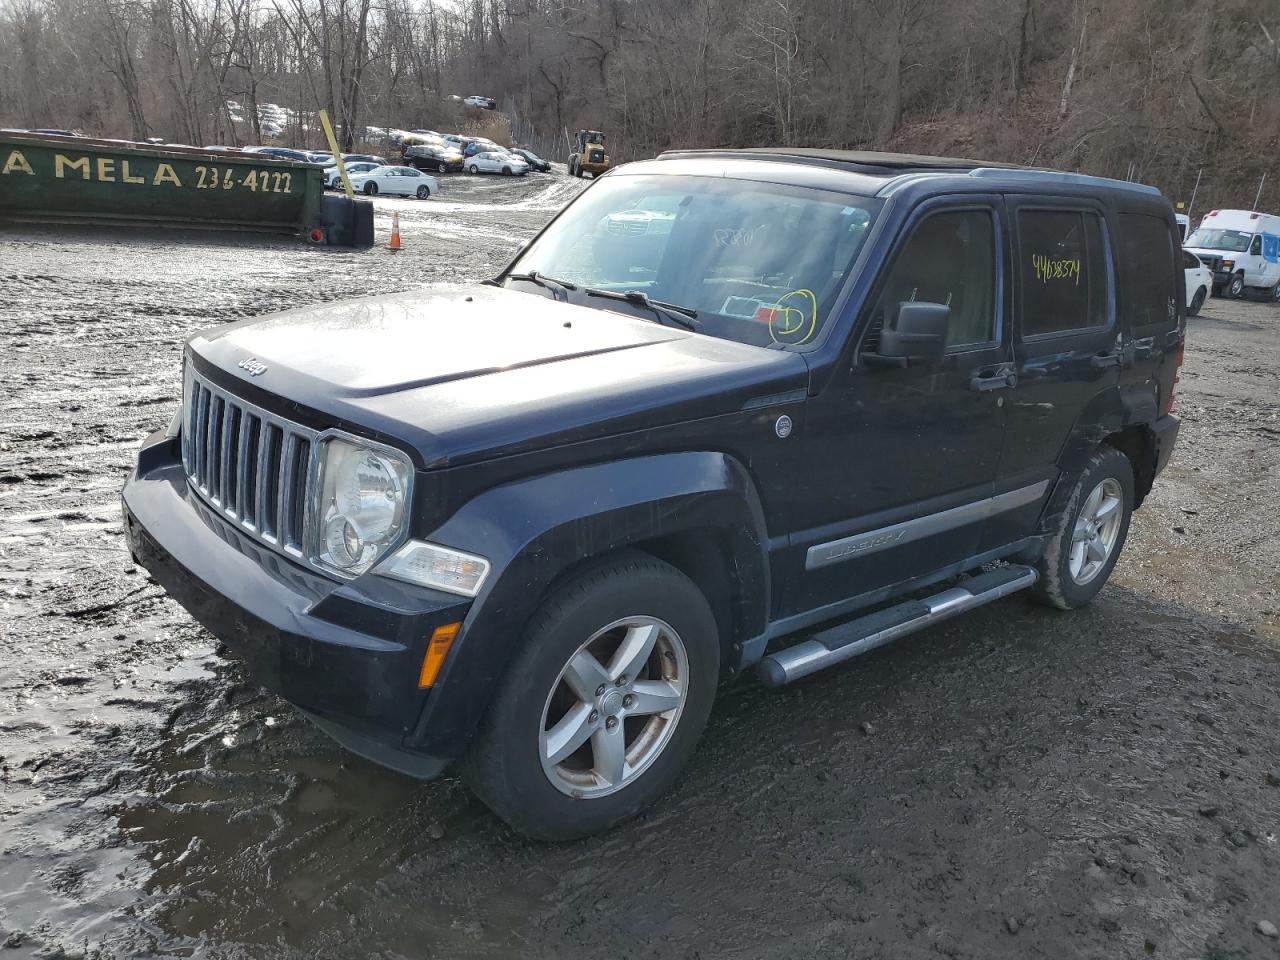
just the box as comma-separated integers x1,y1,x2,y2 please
767,288,818,345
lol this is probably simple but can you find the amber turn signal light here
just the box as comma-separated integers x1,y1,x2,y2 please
418,622,461,688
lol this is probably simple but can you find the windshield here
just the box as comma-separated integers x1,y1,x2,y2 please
1187,228,1252,252
508,174,881,348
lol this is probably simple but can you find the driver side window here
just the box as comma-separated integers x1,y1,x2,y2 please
881,209,997,348
1250,234,1263,256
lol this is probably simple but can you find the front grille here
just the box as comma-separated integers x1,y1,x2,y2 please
181,367,315,559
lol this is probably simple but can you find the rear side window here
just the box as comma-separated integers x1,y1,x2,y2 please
1118,213,1178,329
1182,250,1200,269
1018,210,1109,337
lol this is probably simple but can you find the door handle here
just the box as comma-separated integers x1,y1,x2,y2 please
1090,350,1122,368
970,367,1017,391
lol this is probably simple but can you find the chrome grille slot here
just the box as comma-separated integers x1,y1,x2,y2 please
181,368,318,563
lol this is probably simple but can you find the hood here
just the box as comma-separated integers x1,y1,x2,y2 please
188,285,809,468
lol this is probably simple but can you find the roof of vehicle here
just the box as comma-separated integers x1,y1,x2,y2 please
653,147,1163,200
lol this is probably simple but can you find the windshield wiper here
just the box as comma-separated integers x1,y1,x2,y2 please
584,287,700,331
505,271,578,301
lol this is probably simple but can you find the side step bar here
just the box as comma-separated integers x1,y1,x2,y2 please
757,565,1038,687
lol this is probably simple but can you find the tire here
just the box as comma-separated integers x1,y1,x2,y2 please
1229,272,1245,298
469,164,479,175
463,553,720,841
363,181,377,196
502,166,511,176
1188,286,1206,316
438,162,447,173
1270,282,1280,303
416,185,430,199
1033,446,1134,610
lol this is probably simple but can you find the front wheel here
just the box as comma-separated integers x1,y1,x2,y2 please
1229,272,1245,298
416,185,430,199
502,166,512,176
1188,287,1206,316
363,181,378,195
1033,446,1134,610
463,554,720,841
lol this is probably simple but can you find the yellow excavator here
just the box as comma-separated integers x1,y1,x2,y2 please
568,130,611,178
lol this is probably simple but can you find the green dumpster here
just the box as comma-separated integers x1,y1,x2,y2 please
0,132,338,240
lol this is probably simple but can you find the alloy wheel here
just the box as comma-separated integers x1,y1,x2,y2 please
539,616,689,799
1069,478,1124,585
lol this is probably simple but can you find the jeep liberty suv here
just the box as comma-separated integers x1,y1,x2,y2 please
123,149,1183,840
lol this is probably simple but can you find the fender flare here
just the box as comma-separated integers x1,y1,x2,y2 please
406,451,770,757
1040,382,1159,536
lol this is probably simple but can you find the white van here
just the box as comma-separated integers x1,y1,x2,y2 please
1184,209,1280,300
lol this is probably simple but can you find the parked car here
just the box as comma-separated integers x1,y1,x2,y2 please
1183,250,1212,316
124,149,1183,841
511,148,551,172
466,151,528,176
343,153,386,165
404,142,465,173
1184,209,1280,300
322,161,382,189
346,164,438,198
242,146,317,164
464,95,497,109
461,138,503,159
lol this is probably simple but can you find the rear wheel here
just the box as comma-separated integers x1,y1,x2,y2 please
463,554,719,841
469,163,479,175
1033,446,1134,610
1229,271,1245,298
1188,287,1207,316
363,181,378,195
438,162,447,173
416,184,430,199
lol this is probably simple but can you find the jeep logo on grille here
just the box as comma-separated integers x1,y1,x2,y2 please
238,357,267,376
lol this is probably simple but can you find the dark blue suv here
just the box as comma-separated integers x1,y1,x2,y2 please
123,149,1183,839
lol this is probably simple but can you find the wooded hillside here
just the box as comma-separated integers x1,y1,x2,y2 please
2,0,1278,211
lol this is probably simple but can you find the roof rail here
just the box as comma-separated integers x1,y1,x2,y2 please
968,167,1162,197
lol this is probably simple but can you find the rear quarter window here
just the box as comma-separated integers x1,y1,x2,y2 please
1118,213,1178,330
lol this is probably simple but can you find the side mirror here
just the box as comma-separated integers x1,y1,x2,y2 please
874,301,949,365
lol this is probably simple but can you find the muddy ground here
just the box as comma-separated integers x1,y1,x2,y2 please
2,172,1279,960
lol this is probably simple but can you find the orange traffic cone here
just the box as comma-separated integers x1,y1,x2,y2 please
389,211,402,252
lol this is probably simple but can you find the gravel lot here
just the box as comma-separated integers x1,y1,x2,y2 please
2,173,1279,960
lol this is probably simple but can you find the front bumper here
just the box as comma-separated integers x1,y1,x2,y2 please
122,432,470,778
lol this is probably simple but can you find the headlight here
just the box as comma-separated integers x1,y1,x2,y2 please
377,541,490,596
311,436,412,576
1223,259,1234,270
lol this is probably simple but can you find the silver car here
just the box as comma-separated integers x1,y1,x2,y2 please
465,151,529,176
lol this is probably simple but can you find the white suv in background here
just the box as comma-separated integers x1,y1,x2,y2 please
1183,250,1212,316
